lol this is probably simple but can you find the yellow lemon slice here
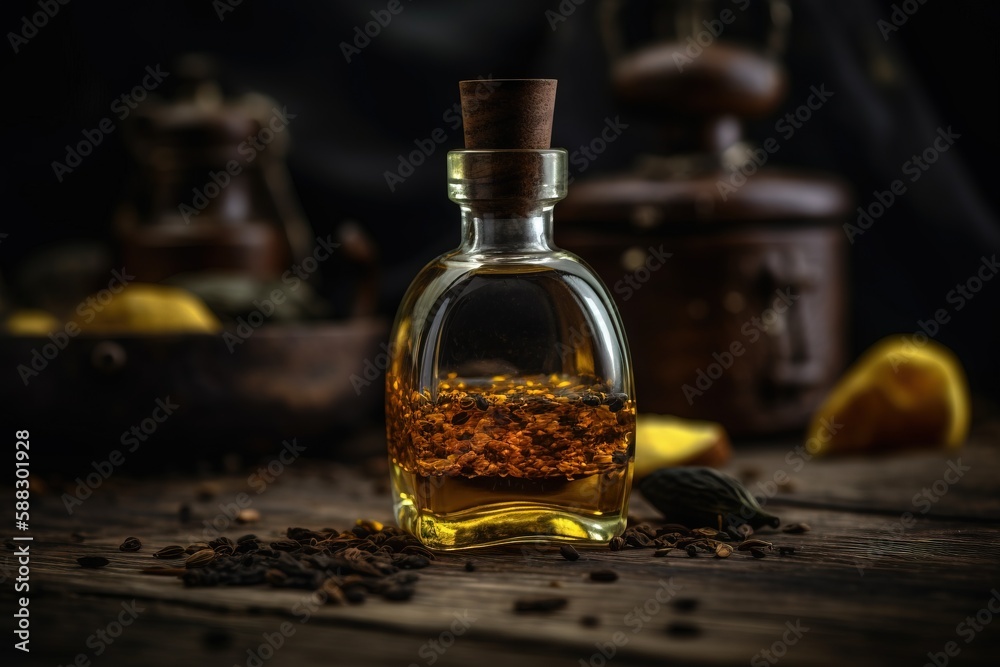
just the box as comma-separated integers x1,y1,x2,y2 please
4,309,61,335
634,414,732,479
805,335,970,455
73,283,221,334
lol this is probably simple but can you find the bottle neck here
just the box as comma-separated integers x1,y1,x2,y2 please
458,205,555,254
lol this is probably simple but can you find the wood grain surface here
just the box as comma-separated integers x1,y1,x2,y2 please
3,432,999,667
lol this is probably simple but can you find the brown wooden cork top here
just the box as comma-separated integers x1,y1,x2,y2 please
459,79,557,149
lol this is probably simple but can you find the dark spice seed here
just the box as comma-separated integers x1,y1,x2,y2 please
119,537,142,552
666,622,702,638
202,629,233,650
559,545,580,561
395,555,430,569
589,569,618,582
672,598,699,612
685,545,698,557
464,561,476,572
715,543,734,558
782,523,811,534
737,539,773,551
514,597,568,613
451,411,470,426
609,536,626,551
344,587,367,604
400,545,436,559
474,395,489,411
237,534,258,543
750,547,767,559
582,393,602,407
778,546,796,556
77,556,110,568
458,396,476,410
186,549,216,568
625,532,653,548
154,545,186,559
383,585,415,601
606,397,624,412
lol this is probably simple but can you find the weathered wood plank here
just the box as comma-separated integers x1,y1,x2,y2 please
5,438,1000,666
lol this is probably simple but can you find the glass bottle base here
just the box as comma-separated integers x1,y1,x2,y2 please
390,462,631,550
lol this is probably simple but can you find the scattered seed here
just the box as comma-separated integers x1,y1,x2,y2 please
589,569,618,582
582,393,602,407
672,598,699,612
202,629,233,650
451,411,470,426
782,523,810,534
778,546,796,556
464,561,476,572
606,397,624,412
514,597,568,613
321,580,347,605
383,585,416,602
474,395,489,411
559,545,580,561
666,622,702,638
153,545,186,559
236,509,260,524
119,537,142,552
685,545,698,557
625,532,653,548
186,549,216,568
715,543,734,558
77,556,110,568
609,536,626,551
653,548,672,557
750,547,767,559
737,539,773,551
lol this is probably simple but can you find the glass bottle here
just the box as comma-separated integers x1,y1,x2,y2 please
386,80,635,549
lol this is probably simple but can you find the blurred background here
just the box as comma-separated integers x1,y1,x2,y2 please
0,0,997,467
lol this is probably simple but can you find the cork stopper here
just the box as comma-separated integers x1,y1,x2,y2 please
459,79,557,149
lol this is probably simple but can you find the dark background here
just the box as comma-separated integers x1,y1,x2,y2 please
1,0,998,395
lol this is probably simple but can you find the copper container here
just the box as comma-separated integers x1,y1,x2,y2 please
557,12,852,436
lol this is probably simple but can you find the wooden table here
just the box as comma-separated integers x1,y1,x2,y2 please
7,429,1000,666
